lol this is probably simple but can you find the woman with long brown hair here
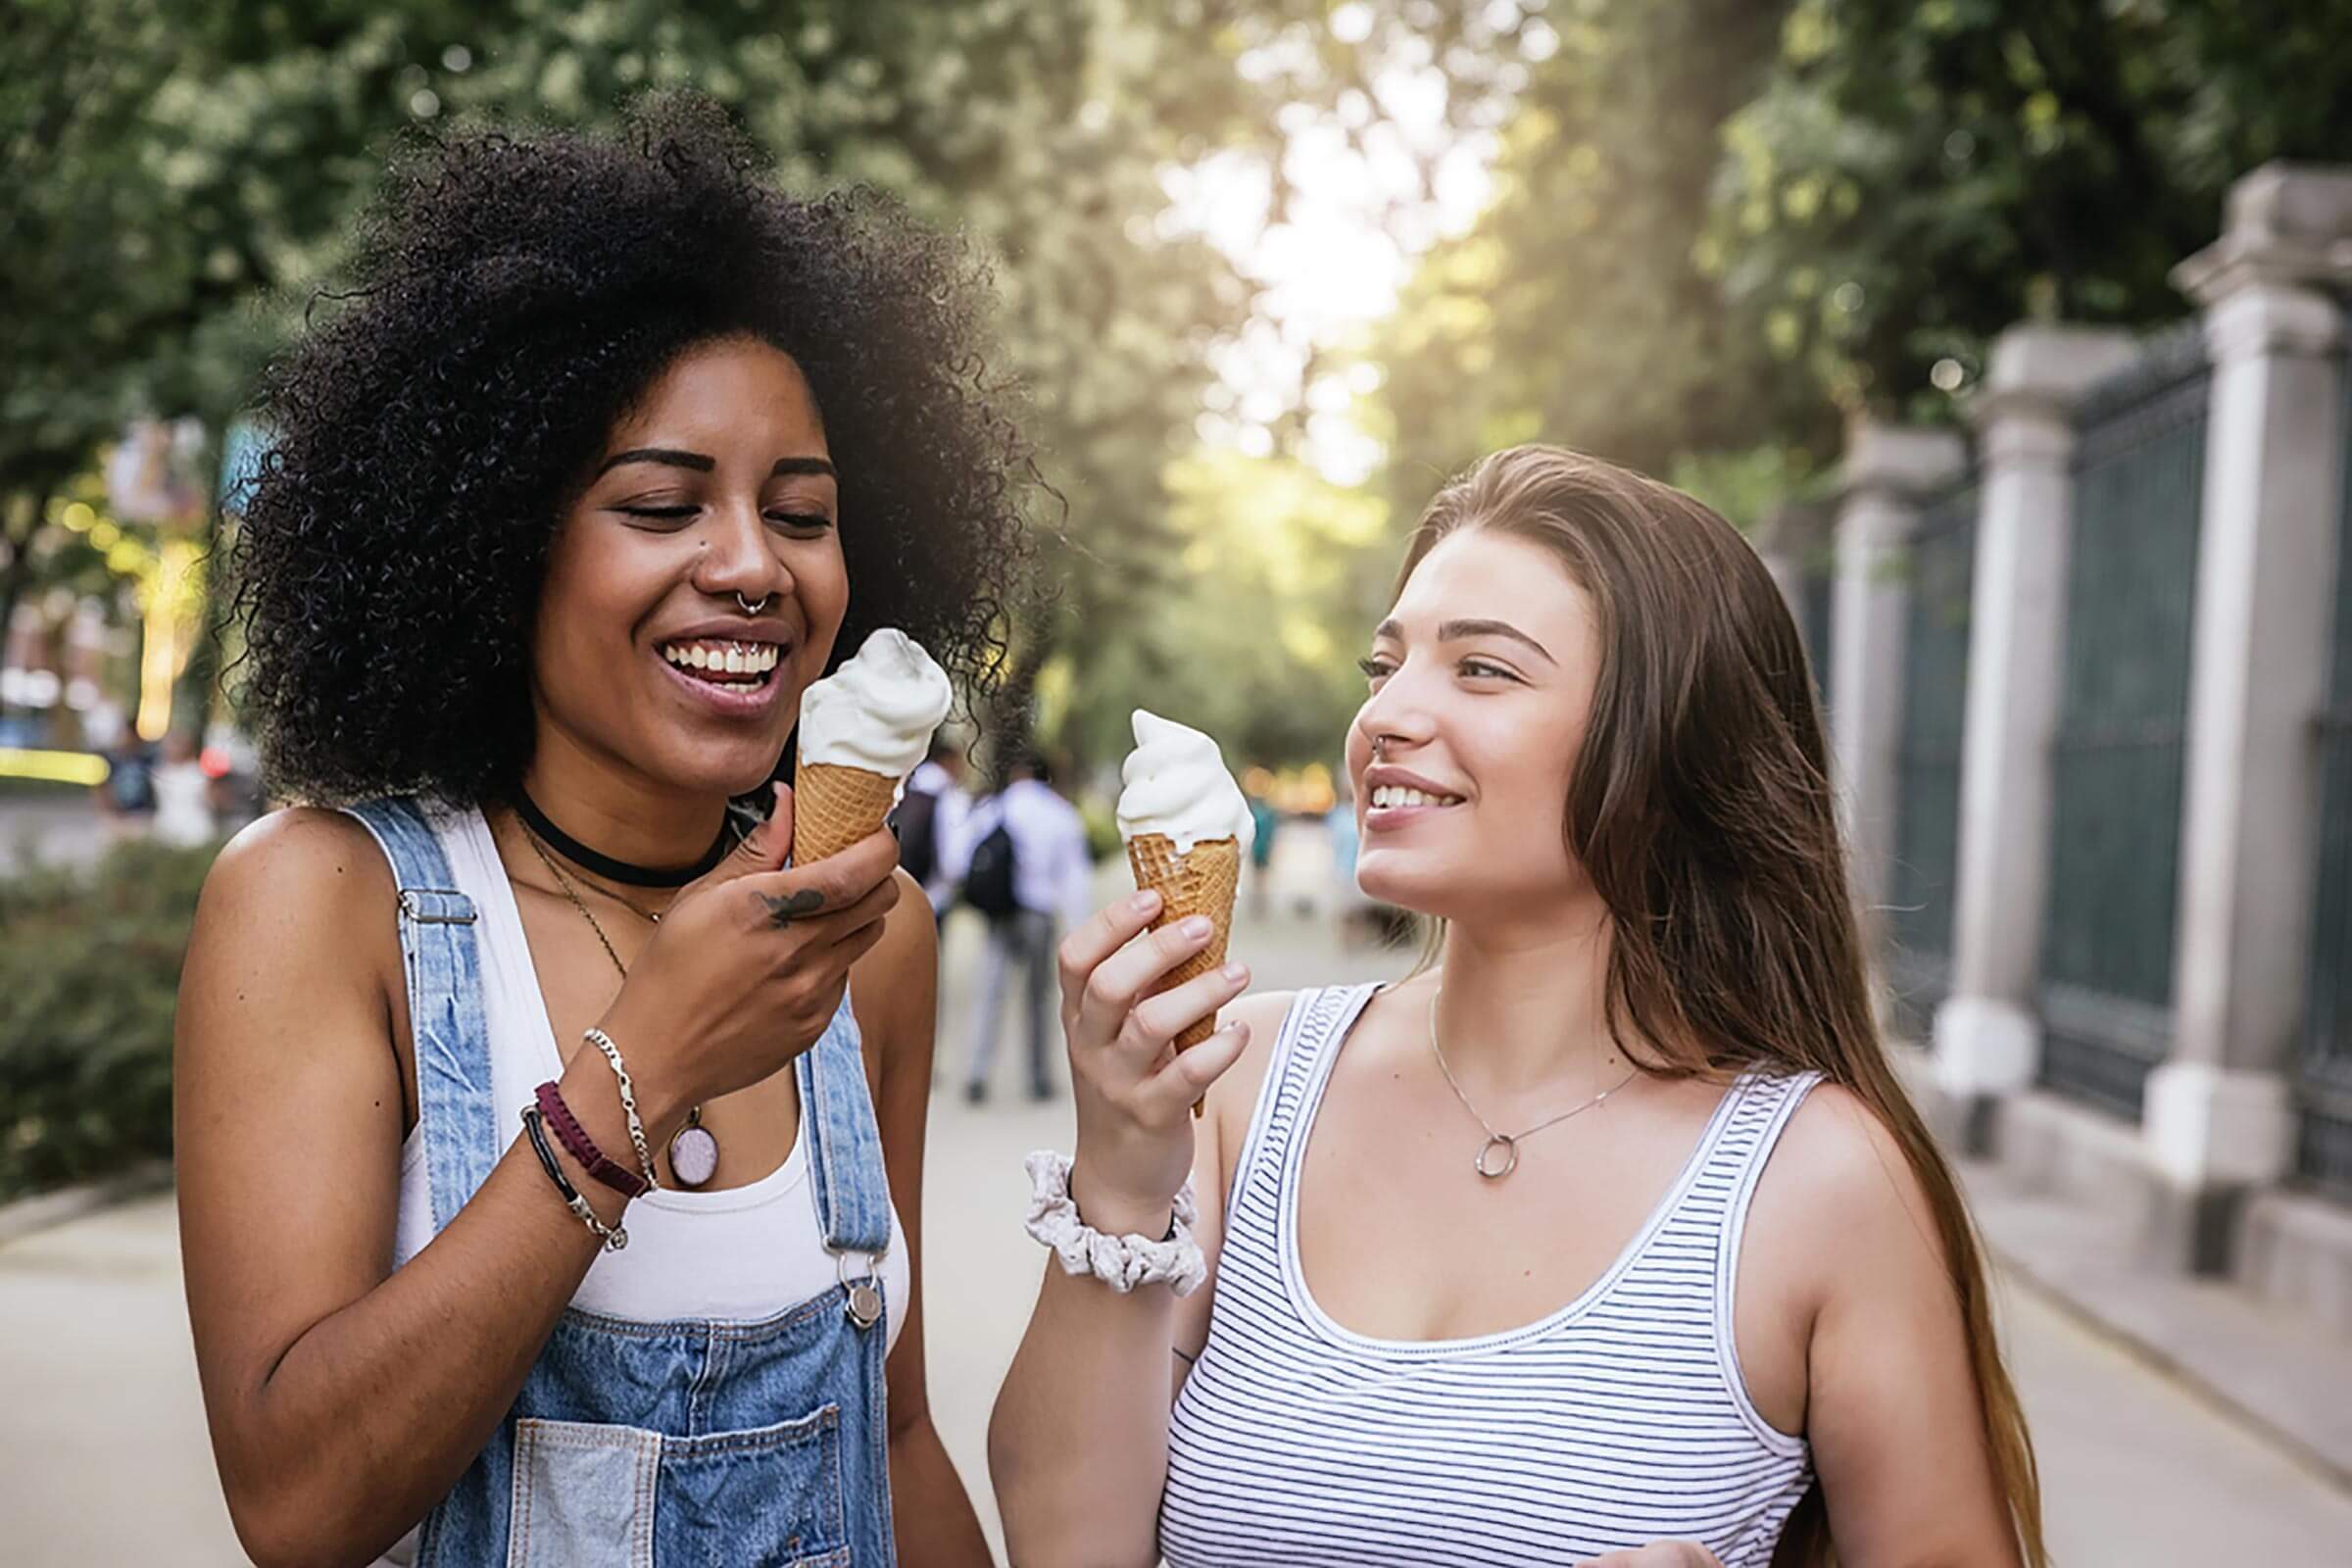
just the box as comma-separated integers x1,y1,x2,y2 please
989,444,2043,1566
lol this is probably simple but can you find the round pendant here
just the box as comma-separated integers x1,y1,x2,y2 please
668,1122,719,1189
1475,1134,1518,1182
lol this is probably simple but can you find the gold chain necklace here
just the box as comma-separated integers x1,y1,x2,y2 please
520,822,720,1188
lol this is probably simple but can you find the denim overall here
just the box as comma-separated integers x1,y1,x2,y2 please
348,798,899,1568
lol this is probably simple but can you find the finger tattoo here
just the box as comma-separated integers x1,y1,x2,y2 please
759,888,826,927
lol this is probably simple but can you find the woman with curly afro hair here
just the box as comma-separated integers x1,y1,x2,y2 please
173,98,1017,1568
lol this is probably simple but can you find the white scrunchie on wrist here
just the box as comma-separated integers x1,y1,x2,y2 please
1023,1151,1207,1298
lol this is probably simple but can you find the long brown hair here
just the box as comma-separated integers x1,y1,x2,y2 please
1396,446,2044,1565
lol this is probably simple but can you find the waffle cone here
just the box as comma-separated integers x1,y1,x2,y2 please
1125,833,1241,1051
793,763,902,866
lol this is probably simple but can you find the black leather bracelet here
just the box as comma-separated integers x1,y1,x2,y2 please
521,1105,629,1251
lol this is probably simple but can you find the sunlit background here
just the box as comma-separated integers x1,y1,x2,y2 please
7,1,2352,1562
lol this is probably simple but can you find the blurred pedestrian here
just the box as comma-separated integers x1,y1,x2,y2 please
1324,771,1366,948
150,727,217,847
174,103,1016,1568
94,731,158,839
958,751,1091,1103
202,724,269,834
1246,785,1279,919
897,735,971,918
994,445,2044,1568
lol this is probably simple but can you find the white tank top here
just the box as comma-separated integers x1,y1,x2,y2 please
386,806,909,1334
1162,984,1819,1567
374,808,910,1566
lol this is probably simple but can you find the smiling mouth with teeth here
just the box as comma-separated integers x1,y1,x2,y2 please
660,639,783,685
1369,784,1464,809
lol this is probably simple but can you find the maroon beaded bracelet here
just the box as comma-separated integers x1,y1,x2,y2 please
535,1080,650,1200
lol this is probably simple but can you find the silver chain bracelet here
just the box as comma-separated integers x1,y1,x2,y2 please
581,1027,661,1191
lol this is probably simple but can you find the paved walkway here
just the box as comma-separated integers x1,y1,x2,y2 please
0,796,113,875
4,832,2349,1562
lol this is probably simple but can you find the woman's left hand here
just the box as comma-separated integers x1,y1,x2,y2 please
1576,1545,1726,1568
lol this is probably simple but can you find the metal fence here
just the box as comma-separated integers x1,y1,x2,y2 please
1886,476,1978,1037
1800,563,1835,711
2297,352,2352,1200
2037,329,2209,1118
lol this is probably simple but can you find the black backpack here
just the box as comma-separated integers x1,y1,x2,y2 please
961,818,1020,920
893,786,941,886
108,751,157,813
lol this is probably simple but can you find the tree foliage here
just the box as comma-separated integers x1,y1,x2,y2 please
1370,0,1800,507
5,0,1457,759
1372,0,2352,530
1707,0,2352,419
1043,446,1390,772
0,837,217,1200
17,0,2337,770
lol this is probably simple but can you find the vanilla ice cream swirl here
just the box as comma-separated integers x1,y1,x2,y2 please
797,628,953,778
1116,709,1255,855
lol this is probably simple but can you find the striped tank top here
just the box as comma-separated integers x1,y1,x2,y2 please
1161,984,1821,1567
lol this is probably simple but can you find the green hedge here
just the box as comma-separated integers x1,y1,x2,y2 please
0,838,217,1201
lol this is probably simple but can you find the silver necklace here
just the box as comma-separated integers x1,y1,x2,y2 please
1427,989,1638,1181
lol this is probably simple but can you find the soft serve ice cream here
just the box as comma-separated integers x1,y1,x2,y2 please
798,628,954,785
1117,710,1251,1057
792,629,953,863
1116,710,1255,858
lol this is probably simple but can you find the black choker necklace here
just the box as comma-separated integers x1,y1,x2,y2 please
513,790,732,888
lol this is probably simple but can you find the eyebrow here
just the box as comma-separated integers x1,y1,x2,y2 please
1373,616,1556,664
597,447,713,476
594,449,838,481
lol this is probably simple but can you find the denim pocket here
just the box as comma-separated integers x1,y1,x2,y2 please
508,1417,661,1568
506,1403,846,1568
656,1402,848,1568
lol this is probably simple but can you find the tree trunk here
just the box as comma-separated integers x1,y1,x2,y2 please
172,424,231,737
0,494,46,719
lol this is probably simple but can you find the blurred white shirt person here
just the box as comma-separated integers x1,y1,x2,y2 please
954,753,1093,1102
151,729,218,847
902,739,972,917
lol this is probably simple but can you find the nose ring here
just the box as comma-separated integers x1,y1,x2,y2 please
735,592,771,615
1370,734,1389,762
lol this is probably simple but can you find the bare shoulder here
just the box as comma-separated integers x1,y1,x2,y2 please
1750,1081,1958,1308
177,807,411,1179
195,806,399,957
872,866,940,963
1772,1084,1941,1226
850,867,939,1071
1203,989,1299,1157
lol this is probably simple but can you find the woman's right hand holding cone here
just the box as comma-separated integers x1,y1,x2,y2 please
1057,889,1252,1237
593,783,902,1133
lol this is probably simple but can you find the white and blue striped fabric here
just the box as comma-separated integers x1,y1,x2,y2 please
1160,983,1821,1568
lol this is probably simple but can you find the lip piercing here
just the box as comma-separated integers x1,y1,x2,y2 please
735,592,771,615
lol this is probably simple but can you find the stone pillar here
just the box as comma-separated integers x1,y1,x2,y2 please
1933,327,2140,1136
1830,421,1968,938
1753,498,1830,666
2150,163,2352,1268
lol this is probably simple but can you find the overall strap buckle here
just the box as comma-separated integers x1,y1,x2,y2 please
837,1249,887,1332
398,887,477,925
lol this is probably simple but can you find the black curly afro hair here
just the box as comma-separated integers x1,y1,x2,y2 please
231,96,1032,806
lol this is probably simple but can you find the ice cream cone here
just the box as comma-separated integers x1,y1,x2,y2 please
792,761,902,866
1126,831,1242,1051
790,628,953,868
